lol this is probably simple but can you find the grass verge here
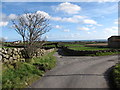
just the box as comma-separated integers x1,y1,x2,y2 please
2,51,56,88
112,63,120,89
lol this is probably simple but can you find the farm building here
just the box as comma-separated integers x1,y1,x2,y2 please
108,36,120,48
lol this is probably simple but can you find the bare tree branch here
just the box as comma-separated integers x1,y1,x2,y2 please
11,11,51,59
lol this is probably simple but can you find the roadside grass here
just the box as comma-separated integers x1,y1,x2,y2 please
113,63,120,88
2,51,56,88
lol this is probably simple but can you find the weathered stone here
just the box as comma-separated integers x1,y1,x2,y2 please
17,48,21,51
0,51,2,55
15,51,19,55
12,50,16,54
6,55,9,59
13,60,17,63
18,51,22,55
14,48,18,51
1,48,54,63
4,48,7,51
9,57,13,61
17,55,20,58
1,49,4,53
0,48,2,52
2,54,5,58
20,58,25,62
13,55,17,60
7,48,13,55
0,55,2,61
3,58,8,62
4,50,7,54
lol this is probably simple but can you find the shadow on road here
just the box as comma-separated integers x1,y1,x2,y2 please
57,48,66,56
104,66,118,90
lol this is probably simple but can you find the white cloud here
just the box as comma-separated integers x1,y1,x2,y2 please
36,11,50,18
86,25,93,27
62,15,86,23
87,32,91,34
114,21,118,24
0,21,8,27
83,19,97,25
55,2,81,14
0,11,50,27
1,13,8,21
51,15,86,23
0,13,17,27
93,31,97,32
54,25,62,29
51,15,101,27
0,13,8,27
114,19,119,25
2,13,18,21
63,29,70,32
8,14,17,20
0,37,8,42
97,24,103,26
104,26,118,35
51,15,84,23
83,19,102,26
62,17,77,23
77,27,90,31
51,17,62,21
91,27,96,29
2,10,100,28
23,11,84,24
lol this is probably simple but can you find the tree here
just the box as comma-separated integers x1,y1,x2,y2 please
12,11,51,59
0,37,6,42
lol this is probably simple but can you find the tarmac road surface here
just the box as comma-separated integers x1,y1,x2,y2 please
30,51,119,88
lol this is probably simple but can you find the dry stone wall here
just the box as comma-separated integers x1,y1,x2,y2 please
0,48,54,63
61,47,119,56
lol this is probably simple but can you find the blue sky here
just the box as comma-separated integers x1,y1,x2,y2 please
1,2,118,41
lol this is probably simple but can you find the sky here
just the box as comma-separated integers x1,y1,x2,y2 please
0,1,119,41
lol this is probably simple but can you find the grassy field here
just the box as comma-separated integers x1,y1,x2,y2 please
64,44,85,47
113,64,120,88
69,46,110,51
2,51,56,88
62,43,120,56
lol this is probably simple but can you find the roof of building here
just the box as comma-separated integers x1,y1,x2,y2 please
108,36,120,40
